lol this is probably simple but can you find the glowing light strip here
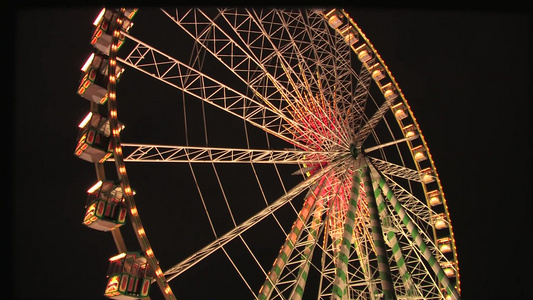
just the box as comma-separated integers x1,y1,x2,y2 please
104,8,176,300
87,180,103,193
78,112,93,128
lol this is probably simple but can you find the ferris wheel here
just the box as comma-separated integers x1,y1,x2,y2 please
74,7,461,300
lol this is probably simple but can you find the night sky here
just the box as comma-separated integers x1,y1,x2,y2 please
10,7,531,300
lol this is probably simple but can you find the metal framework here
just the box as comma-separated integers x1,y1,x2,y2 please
74,7,461,300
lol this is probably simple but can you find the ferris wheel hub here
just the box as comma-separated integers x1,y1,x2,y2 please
349,143,362,159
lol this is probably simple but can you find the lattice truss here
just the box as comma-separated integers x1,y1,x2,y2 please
98,7,461,300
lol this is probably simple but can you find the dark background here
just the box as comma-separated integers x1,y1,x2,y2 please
9,6,531,300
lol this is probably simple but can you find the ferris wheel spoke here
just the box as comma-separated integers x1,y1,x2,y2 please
163,8,350,150
160,8,305,136
377,173,460,295
367,157,431,183
258,174,330,300
249,9,353,147
240,9,353,149
345,64,373,139
163,161,339,281
372,171,421,297
118,143,346,164
355,93,396,147
119,33,306,149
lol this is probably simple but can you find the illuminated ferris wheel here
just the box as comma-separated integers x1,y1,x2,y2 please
74,7,461,300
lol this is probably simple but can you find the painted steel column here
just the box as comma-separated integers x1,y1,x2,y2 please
370,167,460,300
330,166,361,300
290,202,323,300
361,164,395,300
258,176,328,300
371,179,416,296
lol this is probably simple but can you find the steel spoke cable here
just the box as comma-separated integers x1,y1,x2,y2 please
161,8,312,150
214,8,347,150
164,161,338,281
120,32,308,150
291,10,354,146
247,8,350,150
74,8,461,299
243,120,291,237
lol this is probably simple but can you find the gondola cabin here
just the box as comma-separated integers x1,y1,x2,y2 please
83,180,127,231
91,8,137,55
77,53,124,104
74,112,123,163
104,252,152,299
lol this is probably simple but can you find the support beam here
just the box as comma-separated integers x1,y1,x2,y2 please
372,178,416,296
289,200,324,300
369,165,460,300
258,175,328,300
361,163,395,300
330,160,361,300
164,162,338,281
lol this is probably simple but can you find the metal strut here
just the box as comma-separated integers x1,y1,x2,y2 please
368,163,461,300
258,174,329,300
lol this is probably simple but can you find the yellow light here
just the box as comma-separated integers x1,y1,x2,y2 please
131,207,138,216
78,112,93,128
99,152,112,163
435,220,447,230
109,252,126,262
344,33,357,45
155,268,163,277
164,286,171,294
444,268,455,277
422,174,434,184
357,50,370,62
93,8,106,26
394,108,406,119
414,151,426,162
81,53,95,72
405,130,415,137
421,168,435,184
105,275,120,294
372,70,385,81
137,228,145,236
146,248,153,256
440,244,452,253
327,15,342,28
430,196,441,206
87,180,103,193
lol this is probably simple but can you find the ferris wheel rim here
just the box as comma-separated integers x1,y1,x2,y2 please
75,7,461,300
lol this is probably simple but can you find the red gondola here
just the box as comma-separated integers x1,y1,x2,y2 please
83,180,127,231
104,252,152,299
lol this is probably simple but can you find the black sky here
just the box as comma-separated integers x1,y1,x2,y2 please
10,7,531,300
